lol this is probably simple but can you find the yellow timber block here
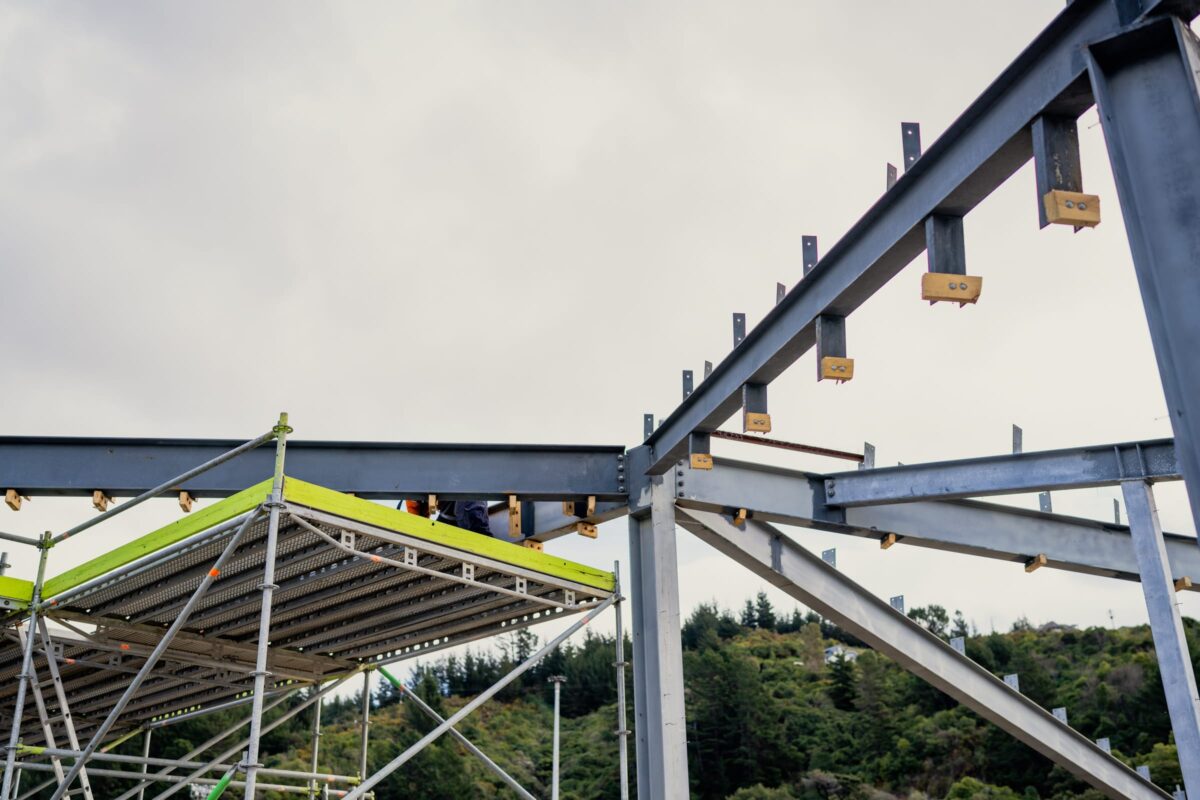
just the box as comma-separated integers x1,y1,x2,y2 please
921,273,982,305
1176,576,1193,592
1043,190,1100,227
689,453,714,470
5,489,21,511
820,356,854,382
92,490,112,513
522,539,544,552
508,495,521,538
1025,553,1048,573
880,533,897,550
743,412,772,434
576,523,598,539
178,491,194,513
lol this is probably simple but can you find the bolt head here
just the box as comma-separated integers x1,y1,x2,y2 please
1065,200,1075,208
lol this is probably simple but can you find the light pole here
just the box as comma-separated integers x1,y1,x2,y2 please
548,675,567,800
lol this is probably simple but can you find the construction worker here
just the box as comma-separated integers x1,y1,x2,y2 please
403,498,492,535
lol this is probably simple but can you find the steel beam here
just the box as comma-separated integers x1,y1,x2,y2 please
627,479,689,799
676,456,1200,587
0,438,626,501
1089,17,1200,542
1122,480,1200,796
485,500,627,542
675,507,1169,800
821,439,1178,507
639,1,1200,475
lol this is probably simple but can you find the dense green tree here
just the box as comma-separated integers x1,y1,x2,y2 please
827,652,857,711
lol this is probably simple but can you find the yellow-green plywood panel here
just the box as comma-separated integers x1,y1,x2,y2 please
43,479,274,600
0,575,32,606
283,478,615,593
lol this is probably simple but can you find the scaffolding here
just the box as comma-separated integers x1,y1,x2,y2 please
0,422,627,798
6,1,1200,798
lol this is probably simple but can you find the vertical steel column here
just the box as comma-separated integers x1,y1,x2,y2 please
357,672,370,781
307,696,322,800
243,413,291,799
1122,480,1200,796
1,537,49,800
613,563,630,800
627,478,689,799
1088,19,1200,540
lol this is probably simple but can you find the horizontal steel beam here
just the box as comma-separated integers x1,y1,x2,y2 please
675,507,1170,800
823,439,1179,507
675,456,1200,588
0,437,627,501
485,501,628,542
640,0,1199,475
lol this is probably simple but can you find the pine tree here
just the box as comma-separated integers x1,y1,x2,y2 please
755,591,777,631
828,652,858,711
741,599,758,628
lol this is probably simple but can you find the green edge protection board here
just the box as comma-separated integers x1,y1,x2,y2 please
42,478,274,601
282,477,616,594
0,575,32,606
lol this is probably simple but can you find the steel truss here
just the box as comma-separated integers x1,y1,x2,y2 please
4,1,1200,798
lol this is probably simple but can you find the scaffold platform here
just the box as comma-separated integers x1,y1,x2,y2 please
0,476,615,748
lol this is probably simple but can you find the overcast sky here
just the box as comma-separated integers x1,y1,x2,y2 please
2,2,1197,674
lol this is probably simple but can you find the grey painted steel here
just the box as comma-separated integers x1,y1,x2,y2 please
485,500,627,542
925,214,966,275
676,456,1200,586
243,424,289,800
627,480,689,800
1031,114,1082,228
675,507,1170,800
626,512,651,800
110,686,305,800
48,508,263,800
822,439,1178,507
802,235,818,275
901,122,922,170
613,563,630,800
0,437,626,501
51,430,276,545
1122,480,1200,798
1,544,47,800
639,0,1200,475
344,595,616,799
1089,17,1200,542
308,695,322,800
357,671,370,780
382,669,536,800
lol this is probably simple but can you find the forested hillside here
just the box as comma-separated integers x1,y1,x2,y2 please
56,596,1193,799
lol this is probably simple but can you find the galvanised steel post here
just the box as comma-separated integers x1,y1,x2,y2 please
139,729,152,800
627,478,689,799
307,695,322,800
1,535,49,800
1122,480,1200,797
548,676,566,800
48,508,265,800
1088,17,1200,542
613,563,630,800
243,412,292,799
36,619,93,798
357,672,370,781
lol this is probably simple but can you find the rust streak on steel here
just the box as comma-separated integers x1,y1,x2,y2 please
709,430,865,463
